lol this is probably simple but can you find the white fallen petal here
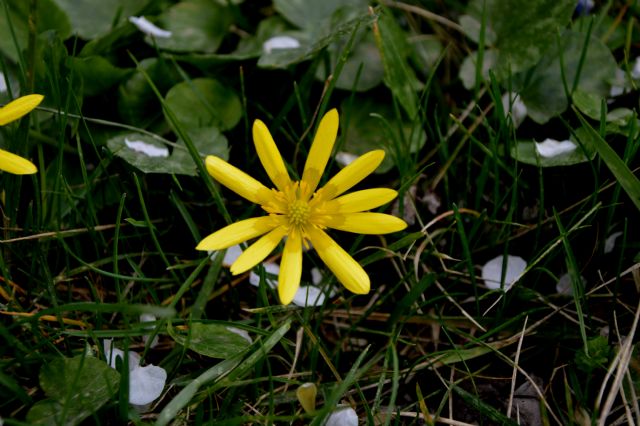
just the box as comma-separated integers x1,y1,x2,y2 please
124,138,169,158
555,273,587,296
575,0,594,14
501,92,527,127
262,36,300,54
140,313,156,323
481,255,527,290
222,244,243,266
226,326,252,343
609,68,628,97
604,231,623,254
292,285,326,307
422,191,441,215
309,268,338,298
311,267,323,285
128,364,167,406
103,340,140,370
535,138,577,158
0,72,7,93
323,406,358,426
395,185,417,226
129,16,172,38
335,151,358,167
609,85,625,98
249,262,279,289
632,57,640,80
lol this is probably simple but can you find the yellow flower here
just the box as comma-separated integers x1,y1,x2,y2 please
196,109,407,304
0,94,43,175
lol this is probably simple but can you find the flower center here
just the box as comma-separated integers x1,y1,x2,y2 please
288,199,310,227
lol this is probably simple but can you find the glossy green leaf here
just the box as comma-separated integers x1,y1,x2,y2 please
316,32,384,91
117,58,182,126
572,89,602,120
107,128,228,176
69,56,132,97
573,14,628,51
510,135,595,167
164,78,242,131
273,0,367,31
606,108,634,126
258,11,375,69
27,355,119,426
605,114,640,139
491,0,575,76
107,134,170,174
52,0,147,40
459,14,497,45
413,37,443,70
0,0,71,63
373,11,422,118
168,323,252,359
170,17,294,70
461,0,576,85
520,31,617,123
26,400,63,426
459,50,498,90
152,0,233,53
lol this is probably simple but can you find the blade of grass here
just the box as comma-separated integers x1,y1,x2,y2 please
452,385,519,426
573,107,640,211
189,252,224,320
310,345,371,426
33,302,176,319
554,209,589,354
155,319,291,426
452,204,479,314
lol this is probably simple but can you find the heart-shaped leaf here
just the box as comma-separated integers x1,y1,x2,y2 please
107,128,228,175
164,78,242,131
168,323,252,359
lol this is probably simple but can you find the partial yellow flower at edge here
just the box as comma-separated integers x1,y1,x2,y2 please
0,94,43,175
0,94,43,126
197,108,408,305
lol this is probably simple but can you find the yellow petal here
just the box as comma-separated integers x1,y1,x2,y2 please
196,217,276,251
230,226,287,274
253,119,291,191
0,149,37,175
0,94,44,126
319,150,385,200
306,226,369,294
278,230,302,304
301,109,338,193
205,156,272,205
319,212,408,234
321,188,397,214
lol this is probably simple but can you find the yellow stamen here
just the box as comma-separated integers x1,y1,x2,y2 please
288,199,310,226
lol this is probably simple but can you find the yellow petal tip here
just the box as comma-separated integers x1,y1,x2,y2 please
278,279,298,305
0,149,38,175
0,94,44,126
